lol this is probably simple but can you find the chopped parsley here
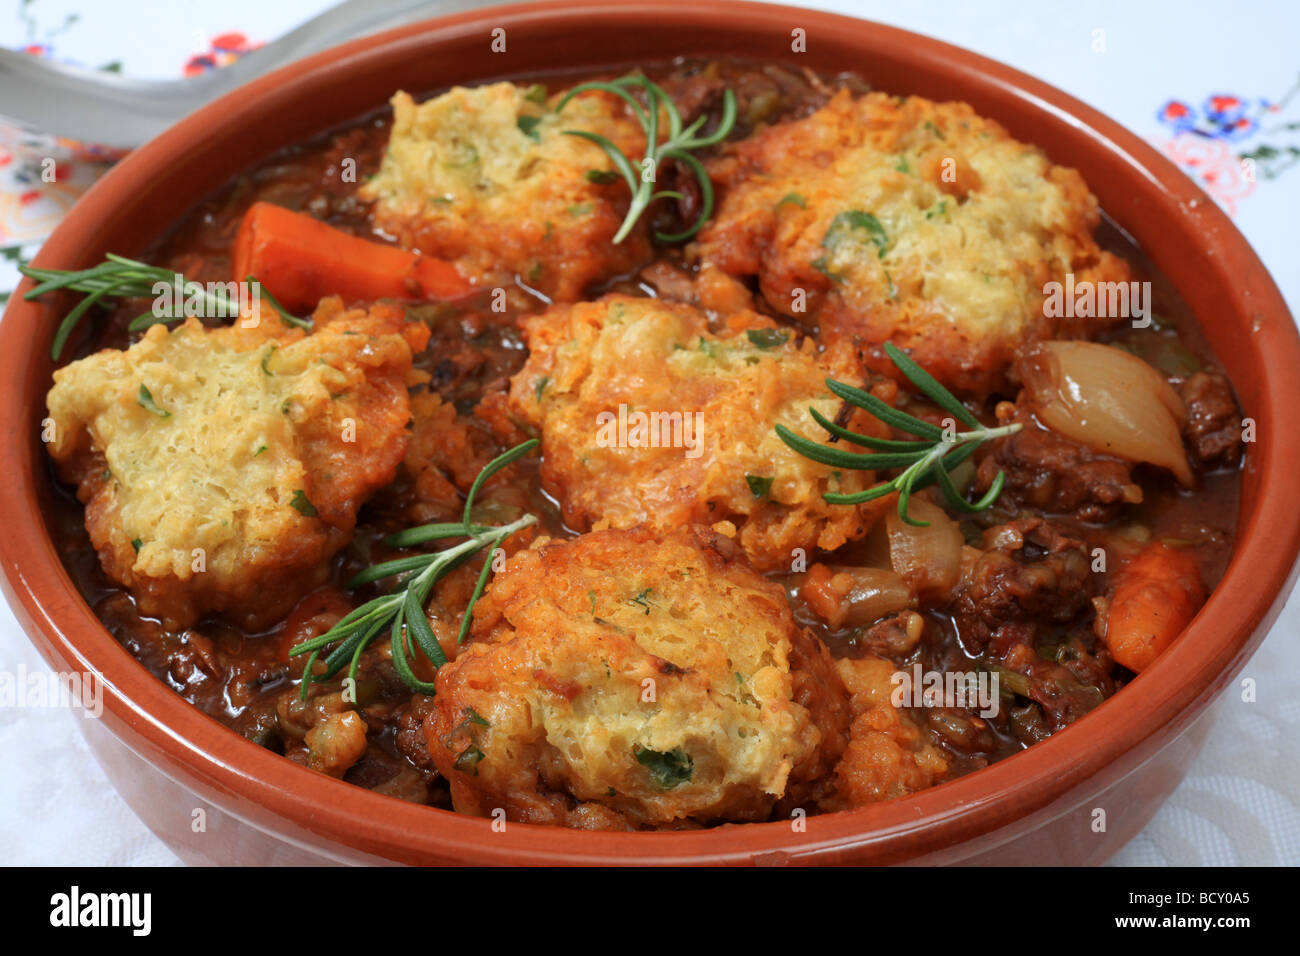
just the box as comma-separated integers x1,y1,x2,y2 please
629,587,653,614
516,114,543,141
634,745,694,790
136,384,170,418
745,328,790,350
454,744,486,774
823,210,889,260
776,191,806,209
811,254,842,282
130,538,142,552
745,474,775,498
586,169,620,185
289,490,318,518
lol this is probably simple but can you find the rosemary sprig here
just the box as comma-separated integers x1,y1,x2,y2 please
287,439,539,697
777,343,1021,527
555,74,737,244
19,255,309,360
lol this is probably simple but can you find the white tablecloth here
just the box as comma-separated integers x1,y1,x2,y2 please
1,0,1296,866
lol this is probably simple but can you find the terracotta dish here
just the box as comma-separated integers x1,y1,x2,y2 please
2,1,1297,865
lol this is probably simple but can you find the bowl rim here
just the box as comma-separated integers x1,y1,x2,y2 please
3,0,1298,865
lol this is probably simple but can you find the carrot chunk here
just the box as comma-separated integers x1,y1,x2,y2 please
1102,542,1206,673
232,201,471,313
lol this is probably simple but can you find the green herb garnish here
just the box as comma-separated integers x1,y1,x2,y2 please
245,276,310,330
630,587,653,614
823,210,889,260
136,384,170,417
776,192,806,209
745,328,790,350
776,343,1020,526
287,440,539,697
745,474,775,498
17,254,312,360
19,254,243,359
454,744,486,774
634,745,693,790
556,73,736,243
289,490,318,517
516,114,543,141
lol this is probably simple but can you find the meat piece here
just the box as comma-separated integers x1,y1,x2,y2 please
656,60,833,133
395,695,439,776
949,518,1095,655
1178,371,1243,466
974,398,1142,522
857,610,926,659
638,260,697,305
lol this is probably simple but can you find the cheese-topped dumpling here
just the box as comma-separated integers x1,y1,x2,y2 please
509,294,891,572
45,299,428,629
697,90,1133,396
361,82,650,301
424,526,850,828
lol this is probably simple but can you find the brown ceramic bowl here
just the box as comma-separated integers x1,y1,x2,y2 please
2,0,1297,866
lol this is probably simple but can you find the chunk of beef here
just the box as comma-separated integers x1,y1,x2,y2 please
949,518,1094,656
1178,370,1243,466
974,399,1141,523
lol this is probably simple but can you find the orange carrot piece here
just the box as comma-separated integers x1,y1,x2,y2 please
1103,542,1206,673
232,201,471,313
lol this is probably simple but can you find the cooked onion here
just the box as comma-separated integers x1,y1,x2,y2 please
803,563,914,630
886,496,964,598
1019,341,1193,486
835,567,914,627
